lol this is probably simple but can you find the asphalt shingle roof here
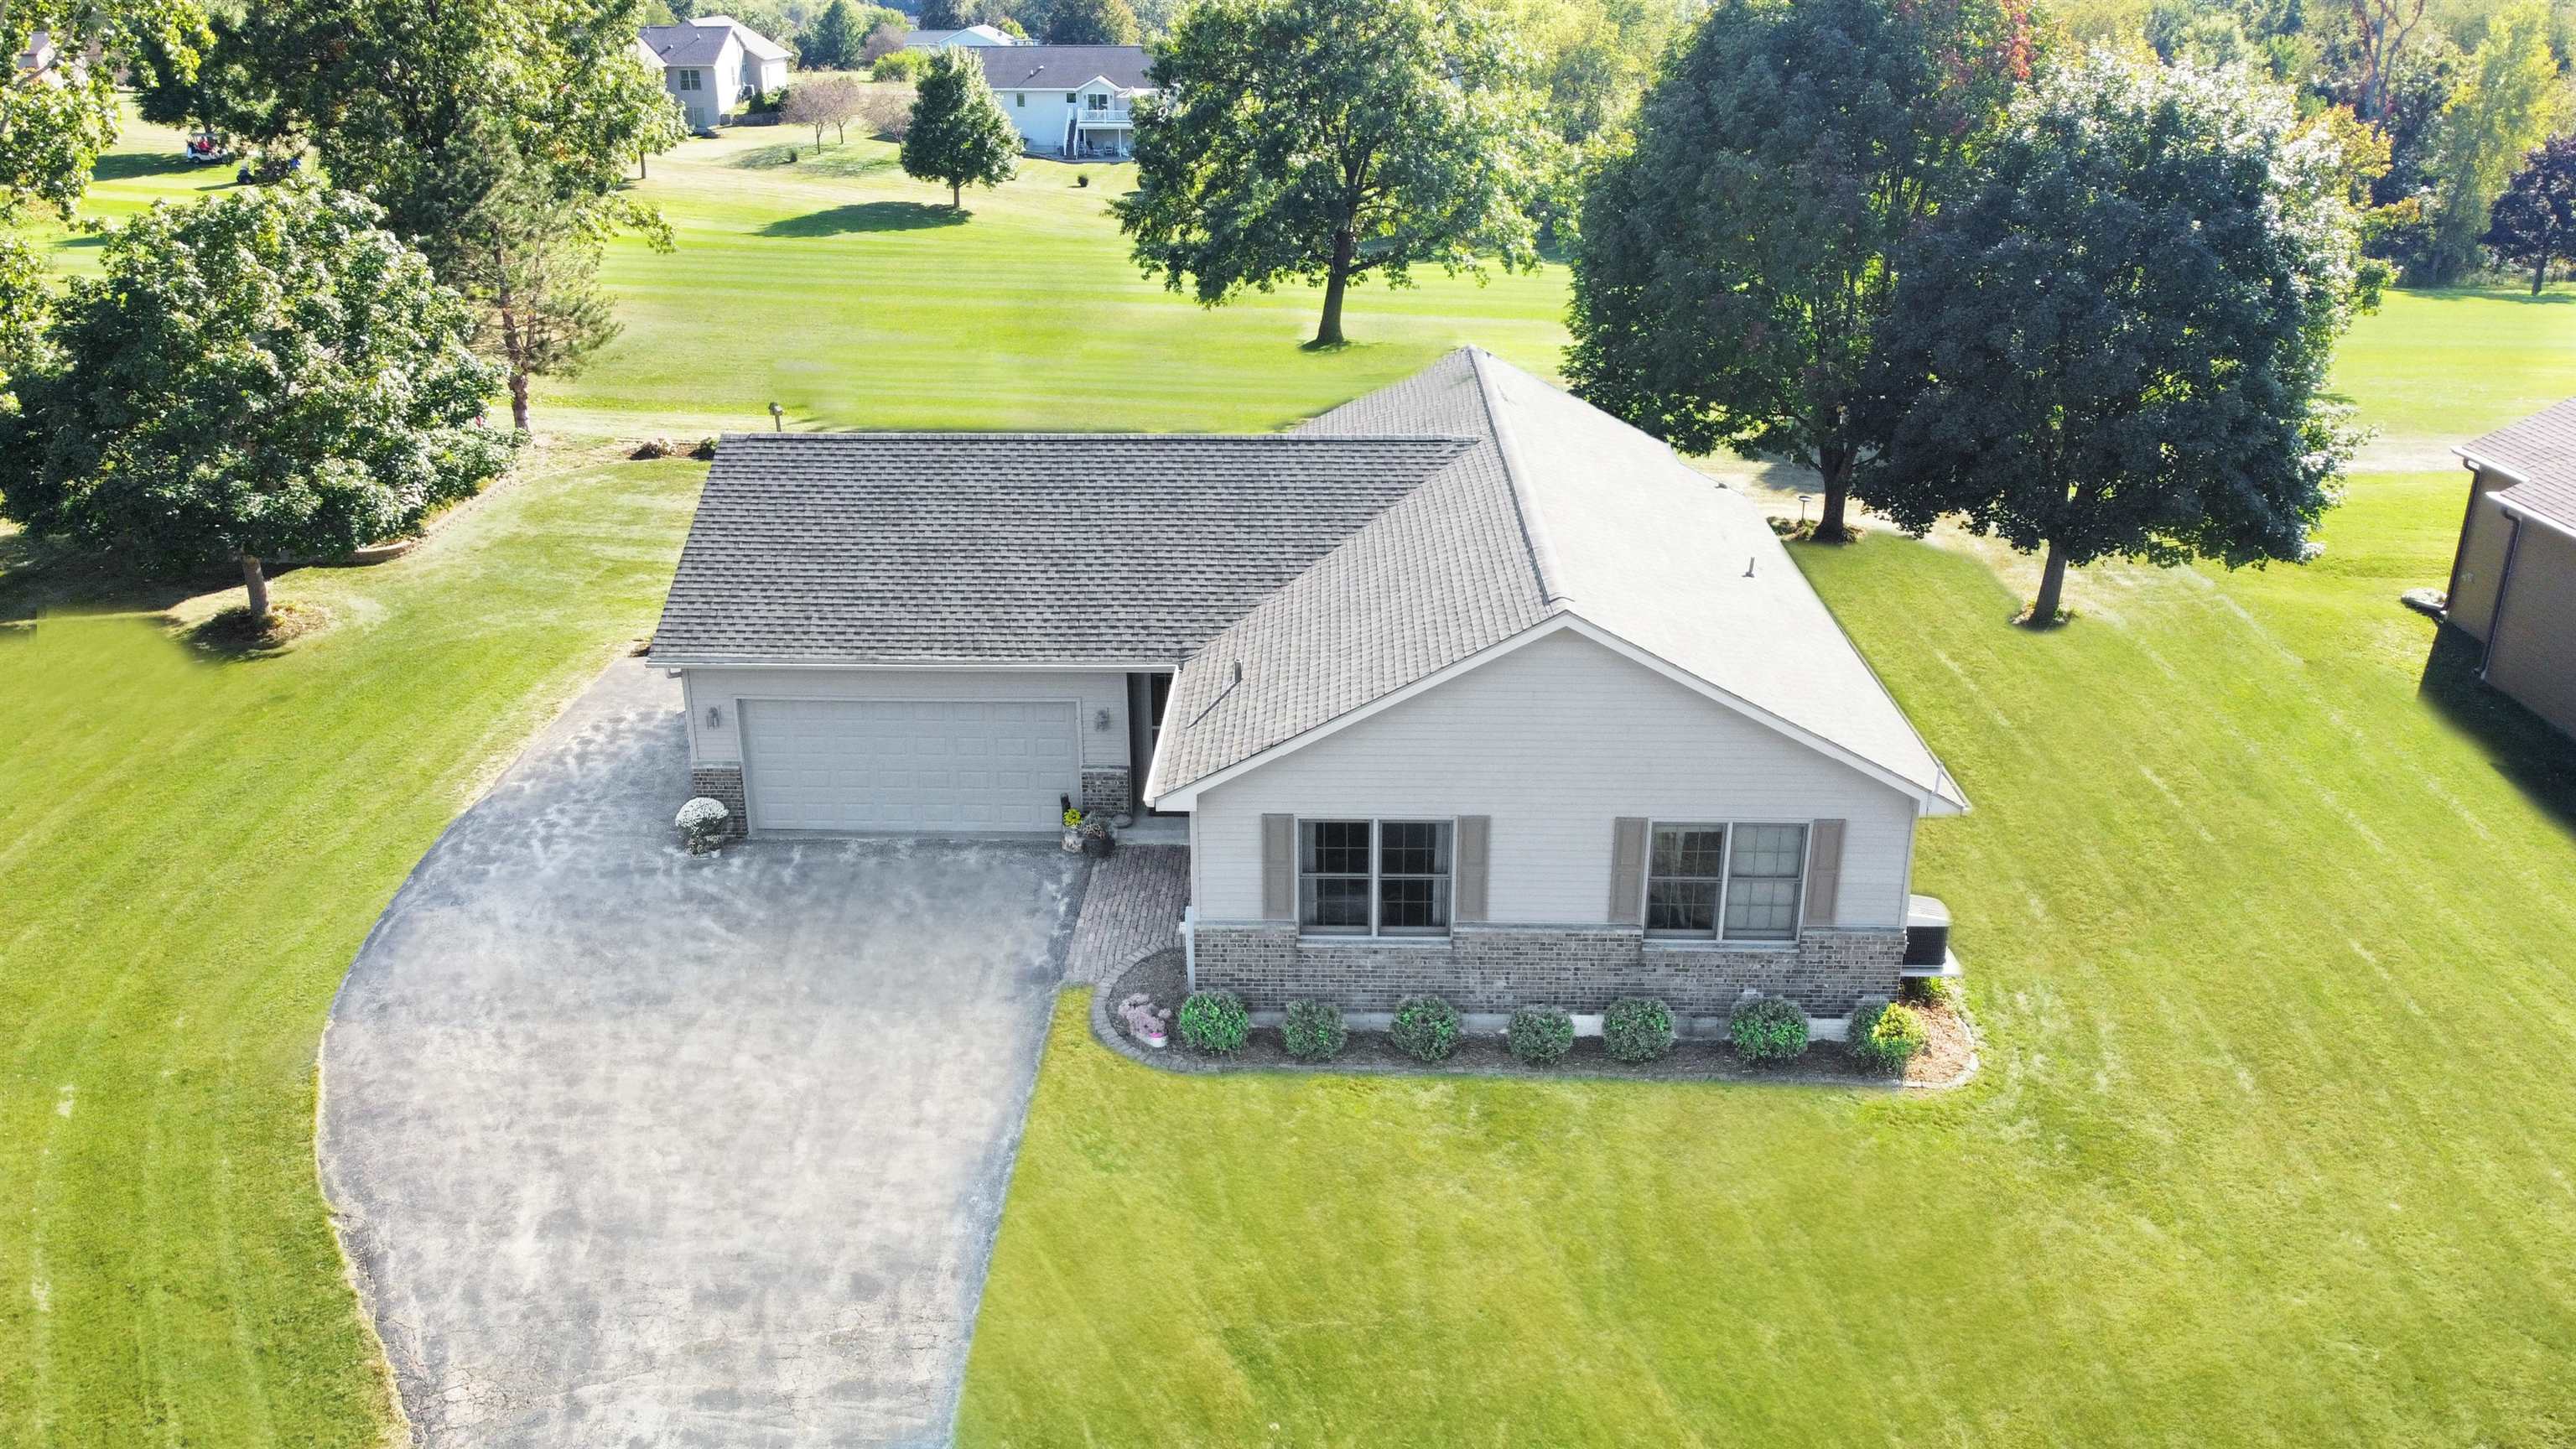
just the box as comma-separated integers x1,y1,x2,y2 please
639,20,736,66
974,44,1153,90
1142,351,1966,810
2464,397,2576,529
647,434,1469,667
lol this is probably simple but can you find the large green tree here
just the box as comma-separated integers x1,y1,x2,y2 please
901,47,1020,208
0,185,513,618
2485,134,2576,293
2,0,206,216
1856,55,2371,627
245,0,685,428
802,0,866,70
2416,1,2564,283
1566,0,2032,542
1046,0,1140,44
1116,0,1545,347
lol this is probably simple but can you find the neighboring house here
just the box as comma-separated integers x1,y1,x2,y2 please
974,45,1152,158
905,23,1021,48
648,351,1966,1021
15,29,67,84
2444,398,2576,740
638,15,792,131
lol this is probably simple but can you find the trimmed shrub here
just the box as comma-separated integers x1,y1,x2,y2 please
1850,999,1929,1072
673,796,730,854
1281,999,1347,1062
1601,996,1675,1063
1729,995,1810,1064
1506,1006,1575,1067
689,436,719,460
870,49,931,81
1389,995,1460,1062
1176,990,1249,1056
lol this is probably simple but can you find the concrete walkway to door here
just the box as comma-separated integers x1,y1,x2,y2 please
319,660,1086,1447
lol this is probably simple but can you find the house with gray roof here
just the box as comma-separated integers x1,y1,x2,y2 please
2444,398,2576,740
648,351,1966,1021
638,14,791,131
972,45,1155,158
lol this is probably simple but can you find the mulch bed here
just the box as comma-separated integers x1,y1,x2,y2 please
186,600,328,657
1090,950,1978,1090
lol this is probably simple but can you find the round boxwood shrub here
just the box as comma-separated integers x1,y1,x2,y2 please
1850,999,1929,1072
1176,989,1249,1056
1281,998,1348,1062
1506,1006,1575,1067
1601,996,1676,1063
1389,994,1461,1062
1729,995,1810,1064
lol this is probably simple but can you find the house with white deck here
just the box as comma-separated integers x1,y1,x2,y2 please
974,44,1152,158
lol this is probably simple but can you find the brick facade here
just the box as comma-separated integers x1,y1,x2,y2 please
1191,923,1905,1019
1081,767,1132,816
687,765,747,839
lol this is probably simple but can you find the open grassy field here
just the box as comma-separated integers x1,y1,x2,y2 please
8,109,2576,1446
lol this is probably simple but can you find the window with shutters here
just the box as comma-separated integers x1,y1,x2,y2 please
1644,820,1809,943
1297,818,1452,937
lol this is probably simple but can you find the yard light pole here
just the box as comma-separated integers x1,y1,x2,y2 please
1797,493,1811,527
768,402,784,433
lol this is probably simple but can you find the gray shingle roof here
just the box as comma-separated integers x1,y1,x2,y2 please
647,434,1469,667
2464,397,2576,529
1142,351,1966,811
639,21,737,66
974,44,1153,91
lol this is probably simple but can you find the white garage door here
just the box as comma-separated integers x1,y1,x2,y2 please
740,699,1080,834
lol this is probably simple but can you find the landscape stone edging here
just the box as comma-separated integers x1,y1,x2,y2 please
1083,949,1981,1091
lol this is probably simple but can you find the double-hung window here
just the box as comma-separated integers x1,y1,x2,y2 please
1645,822,1807,943
1298,819,1452,937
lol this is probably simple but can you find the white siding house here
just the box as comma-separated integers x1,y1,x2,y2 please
975,46,1153,158
646,351,1966,1024
639,15,792,130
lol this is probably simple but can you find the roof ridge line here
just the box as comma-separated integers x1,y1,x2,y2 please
1466,348,1568,607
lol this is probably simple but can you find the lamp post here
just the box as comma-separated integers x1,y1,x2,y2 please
768,402,784,433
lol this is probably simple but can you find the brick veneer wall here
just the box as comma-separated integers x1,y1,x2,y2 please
1081,767,1132,816
1191,923,1905,1018
688,766,747,839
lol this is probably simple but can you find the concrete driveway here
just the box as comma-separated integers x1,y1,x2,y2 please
319,661,1086,1447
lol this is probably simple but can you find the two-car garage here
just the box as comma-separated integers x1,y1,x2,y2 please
736,698,1082,834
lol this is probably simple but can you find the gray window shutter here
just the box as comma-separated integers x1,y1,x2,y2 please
1804,818,1845,927
1260,813,1296,921
1453,816,1490,923
1607,817,1648,925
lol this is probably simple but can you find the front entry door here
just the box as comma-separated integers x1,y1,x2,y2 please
1125,672,1175,816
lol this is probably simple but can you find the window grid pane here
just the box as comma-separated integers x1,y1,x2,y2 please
1722,823,1806,941
1298,820,1371,932
1378,821,1452,936
1646,825,1725,937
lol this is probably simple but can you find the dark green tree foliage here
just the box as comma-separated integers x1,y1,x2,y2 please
0,186,513,616
901,47,1021,207
2485,136,2576,294
131,7,284,144
1857,57,2371,626
2,0,205,215
1046,0,1140,44
1114,0,1544,347
802,0,865,69
919,0,987,27
1566,0,2031,541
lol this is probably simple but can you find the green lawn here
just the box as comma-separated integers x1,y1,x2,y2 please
958,472,2576,1445
8,111,2576,1446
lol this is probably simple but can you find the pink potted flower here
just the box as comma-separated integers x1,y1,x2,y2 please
1119,993,1171,1048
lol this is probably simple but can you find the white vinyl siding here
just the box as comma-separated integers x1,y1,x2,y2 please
1191,630,1916,928
682,667,1134,770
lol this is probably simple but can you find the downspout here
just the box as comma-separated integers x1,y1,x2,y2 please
2480,512,2525,681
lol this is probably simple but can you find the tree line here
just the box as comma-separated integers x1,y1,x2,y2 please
1110,0,2564,626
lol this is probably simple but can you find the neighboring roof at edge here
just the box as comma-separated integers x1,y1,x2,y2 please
646,434,1470,667
1145,350,1968,812
696,15,791,60
638,20,740,66
974,44,1154,91
2464,398,2576,530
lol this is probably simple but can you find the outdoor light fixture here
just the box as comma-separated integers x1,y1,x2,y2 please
706,704,724,727
1095,709,1113,732
768,402,784,433
1797,493,1812,525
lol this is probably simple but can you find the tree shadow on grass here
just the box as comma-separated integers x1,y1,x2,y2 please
0,528,264,629
759,201,966,237
93,149,203,183
2419,621,2576,836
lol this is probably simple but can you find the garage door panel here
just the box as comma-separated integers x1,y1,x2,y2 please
740,698,1078,833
